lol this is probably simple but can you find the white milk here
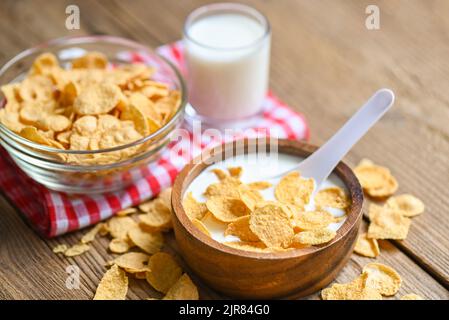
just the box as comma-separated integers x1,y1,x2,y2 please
185,153,348,243
184,12,271,120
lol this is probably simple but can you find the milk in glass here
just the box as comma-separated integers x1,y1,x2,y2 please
184,4,271,121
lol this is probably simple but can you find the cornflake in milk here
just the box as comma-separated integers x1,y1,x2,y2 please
183,153,351,252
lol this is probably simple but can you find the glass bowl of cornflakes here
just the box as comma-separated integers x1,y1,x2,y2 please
0,36,187,194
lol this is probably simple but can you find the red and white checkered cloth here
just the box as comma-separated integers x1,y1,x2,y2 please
0,42,309,237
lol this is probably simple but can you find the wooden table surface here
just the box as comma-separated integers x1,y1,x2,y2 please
0,0,448,300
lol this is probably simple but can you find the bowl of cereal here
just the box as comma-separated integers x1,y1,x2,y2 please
171,138,363,299
0,36,186,193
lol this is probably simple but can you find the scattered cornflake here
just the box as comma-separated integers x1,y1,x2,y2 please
191,218,211,237
128,225,164,254
113,252,150,274
367,204,411,240
321,273,382,300
163,274,199,300
182,192,208,220
225,215,260,242
386,194,425,217
291,210,336,231
64,243,90,257
314,187,350,209
74,83,122,115
238,184,263,211
0,52,181,165
93,264,128,300
249,202,294,248
52,244,68,254
138,200,153,213
206,196,250,223
401,293,425,300
116,207,138,216
210,168,228,180
362,263,402,296
109,238,133,254
146,252,183,293
354,159,398,198
354,232,380,258
81,223,105,244
246,181,272,190
293,228,336,246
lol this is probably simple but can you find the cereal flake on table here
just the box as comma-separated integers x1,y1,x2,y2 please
183,167,351,253
320,262,416,300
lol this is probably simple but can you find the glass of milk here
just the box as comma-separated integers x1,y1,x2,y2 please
183,3,271,128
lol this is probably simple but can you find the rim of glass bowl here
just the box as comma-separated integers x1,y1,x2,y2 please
0,35,187,169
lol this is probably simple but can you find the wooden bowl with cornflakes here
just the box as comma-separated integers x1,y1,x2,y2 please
171,138,363,299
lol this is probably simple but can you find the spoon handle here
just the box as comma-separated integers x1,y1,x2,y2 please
296,88,395,187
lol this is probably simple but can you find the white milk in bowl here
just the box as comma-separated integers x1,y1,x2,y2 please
184,4,271,121
184,153,349,249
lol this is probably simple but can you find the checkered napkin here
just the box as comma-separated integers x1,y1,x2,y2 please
0,42,309,237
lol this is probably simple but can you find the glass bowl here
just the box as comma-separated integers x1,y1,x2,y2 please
0,36,187,194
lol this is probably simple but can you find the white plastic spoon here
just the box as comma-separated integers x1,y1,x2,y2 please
268,88,395,188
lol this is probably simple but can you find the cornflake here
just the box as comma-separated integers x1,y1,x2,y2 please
275,171,314,208
113,252,150,274
108,216,138,240
204,176,242,198
321,273,382,300
191,218,211,237
354,159,398,198
314,187,350,209
64,243,90,257
182,192,208,220
354,232,380,258
138,198,172,232
401,294,424,300
362,263,402,296
52,244,68,254
116,207,138,217
291,210,336,231
163,274,199,300
109,238,133,254
225,215,260,242
367,204,411,240
81,223,105,244
386,194,425,217
293,228,336,246
183,167,346,253
206,196,250,223
249,202,294,248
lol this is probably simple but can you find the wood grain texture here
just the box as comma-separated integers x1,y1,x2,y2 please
0,0,448,299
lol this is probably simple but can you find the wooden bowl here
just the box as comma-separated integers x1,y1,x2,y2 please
171,138,363,299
